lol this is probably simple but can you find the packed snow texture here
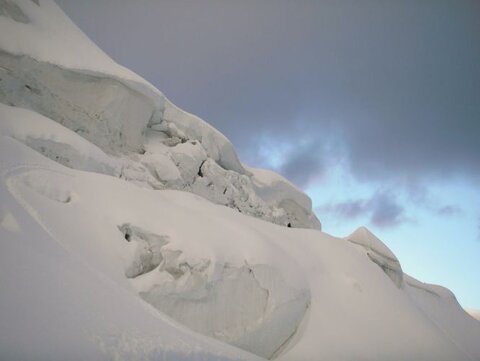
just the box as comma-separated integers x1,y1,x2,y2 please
1,1,480,361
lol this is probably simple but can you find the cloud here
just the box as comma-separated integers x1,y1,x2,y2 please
244,133,328,189
279,142,325,188
368,192,406,228
436,205,462,216
320,199,367,220
318,191,408,229
57,0,480,190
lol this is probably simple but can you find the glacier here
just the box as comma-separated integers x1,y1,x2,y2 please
0,1,479,361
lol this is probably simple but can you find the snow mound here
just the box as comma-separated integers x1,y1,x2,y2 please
0,0,320,230
345,226,403,288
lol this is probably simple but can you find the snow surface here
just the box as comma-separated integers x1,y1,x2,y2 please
1,1,479,361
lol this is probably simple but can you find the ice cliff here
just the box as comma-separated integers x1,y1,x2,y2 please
0,1,479,361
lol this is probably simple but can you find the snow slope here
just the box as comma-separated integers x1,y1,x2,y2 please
1,1,479,361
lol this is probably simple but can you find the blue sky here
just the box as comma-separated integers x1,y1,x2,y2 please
57,0,480,309
310,164,480,308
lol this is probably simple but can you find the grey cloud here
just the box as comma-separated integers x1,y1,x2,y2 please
319,188,460,228
56,0,480,189
436,205,463,216
403,181,463,216
319,200,367,220
318,191,408,229
278,142,325,189
368,192,406,228
404,182,464,216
